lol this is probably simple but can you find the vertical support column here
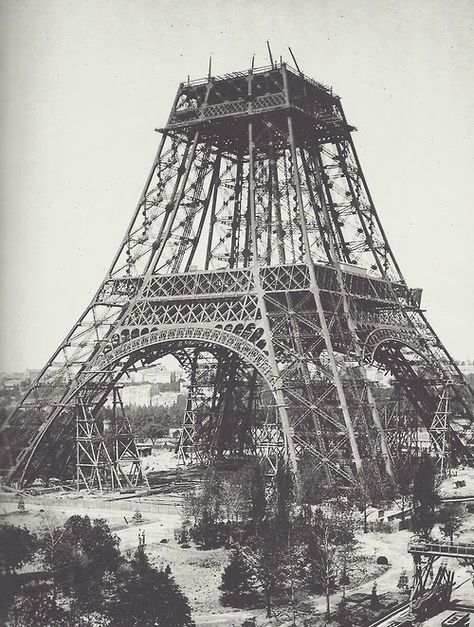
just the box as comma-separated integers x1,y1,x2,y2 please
307,146,394,478
76,396,81,492
335,101,404,281
229,151,244,268
247,69,298,476
281,65,363,475
205,156,223,269
269,141,286,265
186,147,222,271
149,130,201,272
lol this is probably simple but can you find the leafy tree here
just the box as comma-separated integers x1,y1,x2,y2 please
145,422,167,443
0,524,36,575
6,516,194,627
300,500,356,620
185,470,225,548
37,516,71,598
244,518,286,618
183,460,266,534
274,462,294,531
107,550,193,627
39,515,120,611
219,547,258,607
411,453,440,538
8,408,45,454
437,503,465,544
241,460,266,522
8,582,71,627
393,457,414,523
199,469,223,522
348,462,394,533
125,403,184,442
182,490,203,527
220,473,246,522
298,456,330,505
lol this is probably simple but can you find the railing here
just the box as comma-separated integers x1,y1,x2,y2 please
183,63,335,96
408,542,474,558
168,92,287,127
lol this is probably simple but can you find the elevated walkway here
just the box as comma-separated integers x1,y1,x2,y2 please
408,542,474,560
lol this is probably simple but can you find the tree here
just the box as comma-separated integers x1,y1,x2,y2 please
37,516,71,598
243,460,266,522
336,598,351,626
107,550,193,627
39,515,121,612
370,582,380,610
219,547,258,607
298,457,330,505
393,457,414,523
437,503,465,544
142,422,167,444
0,525,36,575
185,470,225,548
411,453,440,539
220,474,246,522
184,461,267,534
182,489,203,527
8,582,71,627
349,462,393,533
274,462,294,532
301,500,356,620
245,519,286,618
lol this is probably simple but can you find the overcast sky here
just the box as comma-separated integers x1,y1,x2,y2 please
1,0,473,372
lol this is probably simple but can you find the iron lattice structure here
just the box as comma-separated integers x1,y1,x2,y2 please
1,61,473,489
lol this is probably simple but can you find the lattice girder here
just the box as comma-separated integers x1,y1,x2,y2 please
1,60,473,488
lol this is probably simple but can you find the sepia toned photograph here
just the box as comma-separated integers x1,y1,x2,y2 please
0,1,473,625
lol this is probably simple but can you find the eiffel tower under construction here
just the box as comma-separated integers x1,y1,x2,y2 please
1,57,473,491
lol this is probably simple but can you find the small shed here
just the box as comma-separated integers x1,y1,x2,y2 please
136,444,152,457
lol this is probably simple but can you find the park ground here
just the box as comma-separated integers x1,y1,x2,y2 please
1,461,474,626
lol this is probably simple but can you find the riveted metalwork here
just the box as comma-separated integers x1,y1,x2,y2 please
1,61,472,488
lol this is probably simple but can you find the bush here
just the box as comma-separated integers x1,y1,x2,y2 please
189,521,231,549
132,510,143,524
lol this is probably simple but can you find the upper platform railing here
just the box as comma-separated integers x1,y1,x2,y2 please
183,62,335,97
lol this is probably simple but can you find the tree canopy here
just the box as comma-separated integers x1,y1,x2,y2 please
0,524,36,575
6,515,194,627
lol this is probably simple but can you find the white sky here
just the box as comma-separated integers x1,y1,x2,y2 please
0,0,473,372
